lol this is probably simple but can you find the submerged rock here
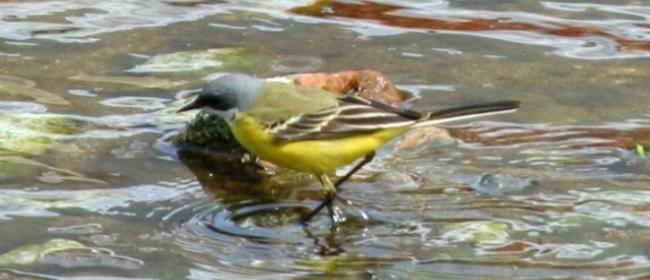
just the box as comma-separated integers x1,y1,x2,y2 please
441,221,510,245
0,239,85,266
174,112,245,154
0,269,56,280
292,69,407,106
472,173,533,195
0,155,107,185
0,74,70,106
0,114,84,155
42,247,143,269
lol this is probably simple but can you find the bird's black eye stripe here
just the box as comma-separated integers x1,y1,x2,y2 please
200,91,237,111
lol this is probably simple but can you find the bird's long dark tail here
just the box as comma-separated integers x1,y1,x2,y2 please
414,100,520,127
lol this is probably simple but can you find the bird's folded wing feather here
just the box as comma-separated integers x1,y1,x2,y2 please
268,95,420,143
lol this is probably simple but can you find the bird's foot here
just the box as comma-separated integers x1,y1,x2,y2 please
301,193,355,224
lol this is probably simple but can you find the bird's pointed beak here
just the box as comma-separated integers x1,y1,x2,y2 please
177,90,203,113
177,98,201,113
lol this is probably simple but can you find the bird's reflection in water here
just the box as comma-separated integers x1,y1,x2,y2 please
303,224,346,256
177,148,271,199
177,148,349,255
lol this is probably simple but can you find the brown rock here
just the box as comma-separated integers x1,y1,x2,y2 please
292,69,406,106
394,127,450,151
356,69,405,107
292,70,358,94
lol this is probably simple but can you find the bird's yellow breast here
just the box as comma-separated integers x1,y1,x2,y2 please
231,114,408,174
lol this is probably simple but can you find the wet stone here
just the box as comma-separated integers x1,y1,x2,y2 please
472,173,534,195
0,239,85,266
174,112,245,154
0,74,70,105
0,114,85,155
0,270,55,280
47,223,103,235
41,248,143,270
441,221,511,245
80,234,120,246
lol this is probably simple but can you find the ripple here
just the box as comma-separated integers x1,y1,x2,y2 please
42,248,143,270
0,1,230,42
272,55,323,73
48,223,103,235
0,184,182,219
0,101,47,113
148,154,650,278
164,200,320,276
99,96,169,110
290,1,650,59
67,89,98,97
166,199,317,241
451,121,650,176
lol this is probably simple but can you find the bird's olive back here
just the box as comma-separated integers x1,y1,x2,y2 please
246,82,337,125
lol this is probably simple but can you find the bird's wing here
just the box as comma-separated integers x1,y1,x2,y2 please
268,95,420,143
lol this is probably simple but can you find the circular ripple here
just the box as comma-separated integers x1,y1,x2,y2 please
196,201,310,243
162,199,337,277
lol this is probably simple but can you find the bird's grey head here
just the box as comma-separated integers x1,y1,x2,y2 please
177,73,263,120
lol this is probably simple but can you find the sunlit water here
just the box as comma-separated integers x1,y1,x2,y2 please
1,0,650,279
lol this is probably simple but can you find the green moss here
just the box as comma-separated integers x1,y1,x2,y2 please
0,114,83,154
220,48,273,72
441,221,510,245
290,0,332,15
296,255,373,274
174,112,245,154
636,144,647,159
20,117,82,135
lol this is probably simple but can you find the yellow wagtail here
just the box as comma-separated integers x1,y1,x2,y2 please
178,73,519,223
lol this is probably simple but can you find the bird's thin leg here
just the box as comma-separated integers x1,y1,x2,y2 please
321,175,337,222
302,174,336,223
301,152,376,224
334,151,375,189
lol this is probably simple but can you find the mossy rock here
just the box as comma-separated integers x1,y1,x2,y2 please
441,221,510,245
174,112,245,154
0,114,84,155
0,239,85,266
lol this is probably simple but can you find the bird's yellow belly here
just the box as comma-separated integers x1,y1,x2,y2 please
231,115,407,174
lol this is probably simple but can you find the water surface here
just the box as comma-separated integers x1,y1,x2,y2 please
1,0,650,279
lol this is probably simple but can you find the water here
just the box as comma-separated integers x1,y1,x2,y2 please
1,0,650,278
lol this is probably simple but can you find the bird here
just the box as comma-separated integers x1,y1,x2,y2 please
178,73,519,223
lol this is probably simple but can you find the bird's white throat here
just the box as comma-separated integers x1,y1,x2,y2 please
203,107,238,126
